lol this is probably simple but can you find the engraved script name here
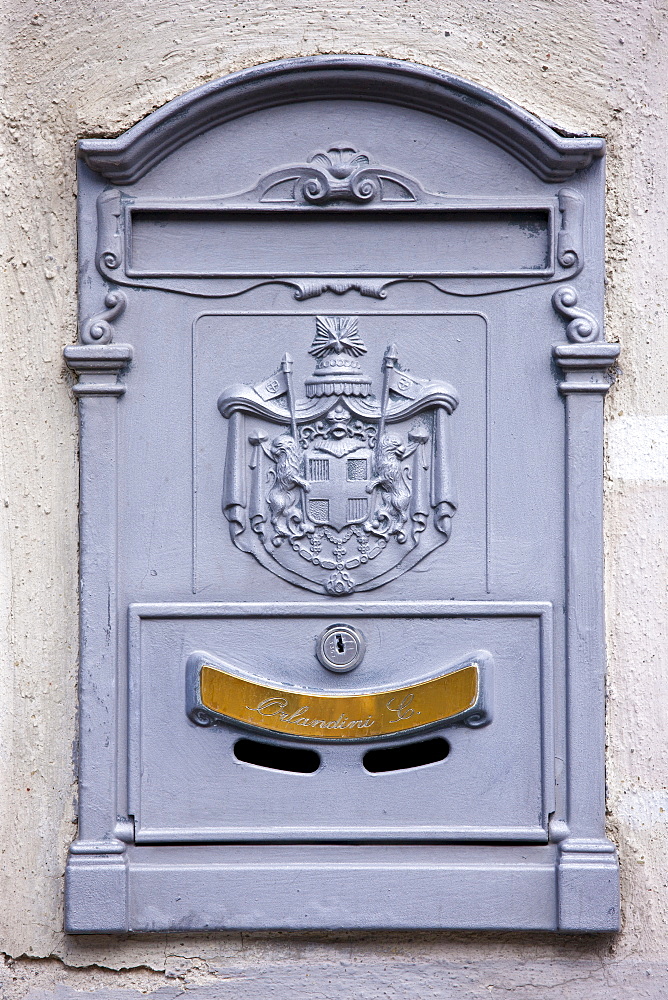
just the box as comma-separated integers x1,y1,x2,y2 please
193,658,482,739
245,691,422,732
247,697,375,731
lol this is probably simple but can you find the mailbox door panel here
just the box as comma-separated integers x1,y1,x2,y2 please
129,605,551,842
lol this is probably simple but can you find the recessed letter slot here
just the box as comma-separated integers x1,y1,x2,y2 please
234,738,320,774
363,737,450,773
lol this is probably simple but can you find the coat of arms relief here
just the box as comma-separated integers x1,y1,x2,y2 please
218,317,459,595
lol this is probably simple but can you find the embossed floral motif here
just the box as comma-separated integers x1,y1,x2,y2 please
308,146,370,179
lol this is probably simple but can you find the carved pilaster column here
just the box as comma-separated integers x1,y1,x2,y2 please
552,286,620,931
63,342,133,933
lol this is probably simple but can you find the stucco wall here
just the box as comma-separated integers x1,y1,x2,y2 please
2,1,667,996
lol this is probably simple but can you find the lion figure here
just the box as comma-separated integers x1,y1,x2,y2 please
267,433,310,544
365,434,411,542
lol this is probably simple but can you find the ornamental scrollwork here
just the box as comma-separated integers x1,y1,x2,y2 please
552,285,600,343
258,145,421,206
80,289,127,345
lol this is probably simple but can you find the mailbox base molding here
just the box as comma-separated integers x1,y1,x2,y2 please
65,844,619,933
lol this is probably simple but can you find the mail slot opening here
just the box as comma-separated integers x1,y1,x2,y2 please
362,737,450,773
234,738,321,774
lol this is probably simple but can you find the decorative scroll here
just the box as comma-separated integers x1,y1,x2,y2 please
218,317,458,596
557,189,584,270
96,188,123,270
293,280,388,300
552,285,600,342
80,289,127,345
186,650,492,739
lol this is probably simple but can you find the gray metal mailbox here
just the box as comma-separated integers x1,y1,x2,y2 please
64,56,620,933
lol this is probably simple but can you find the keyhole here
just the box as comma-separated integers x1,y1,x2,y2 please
316,623,365,672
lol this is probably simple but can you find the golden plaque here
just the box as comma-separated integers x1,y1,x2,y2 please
196,660,480,740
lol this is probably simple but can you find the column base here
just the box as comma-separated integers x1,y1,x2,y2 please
66,849,128,933
558,838,620,931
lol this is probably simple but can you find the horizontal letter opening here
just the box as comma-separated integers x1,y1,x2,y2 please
129,208,551,277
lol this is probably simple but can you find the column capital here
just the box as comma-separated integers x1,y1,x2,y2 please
553,342,620,395
64,343,133,396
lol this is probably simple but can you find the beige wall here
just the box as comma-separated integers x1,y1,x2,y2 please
2,1,667,996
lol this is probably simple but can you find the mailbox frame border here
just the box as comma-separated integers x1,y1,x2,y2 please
64,55,620,934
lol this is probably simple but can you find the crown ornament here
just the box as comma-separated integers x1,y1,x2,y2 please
304,317,372,398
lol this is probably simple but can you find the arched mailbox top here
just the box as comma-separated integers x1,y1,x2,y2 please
78,55,605,185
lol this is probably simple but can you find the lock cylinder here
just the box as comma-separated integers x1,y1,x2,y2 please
315,623,366,672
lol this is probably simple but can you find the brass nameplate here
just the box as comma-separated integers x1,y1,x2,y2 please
198,662,479,740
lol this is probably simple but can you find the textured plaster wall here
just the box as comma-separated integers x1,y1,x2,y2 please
1,1,667,997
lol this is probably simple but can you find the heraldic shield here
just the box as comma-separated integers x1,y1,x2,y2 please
217,317,459,595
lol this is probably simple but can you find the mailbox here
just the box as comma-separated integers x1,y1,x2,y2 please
65,56,620,932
